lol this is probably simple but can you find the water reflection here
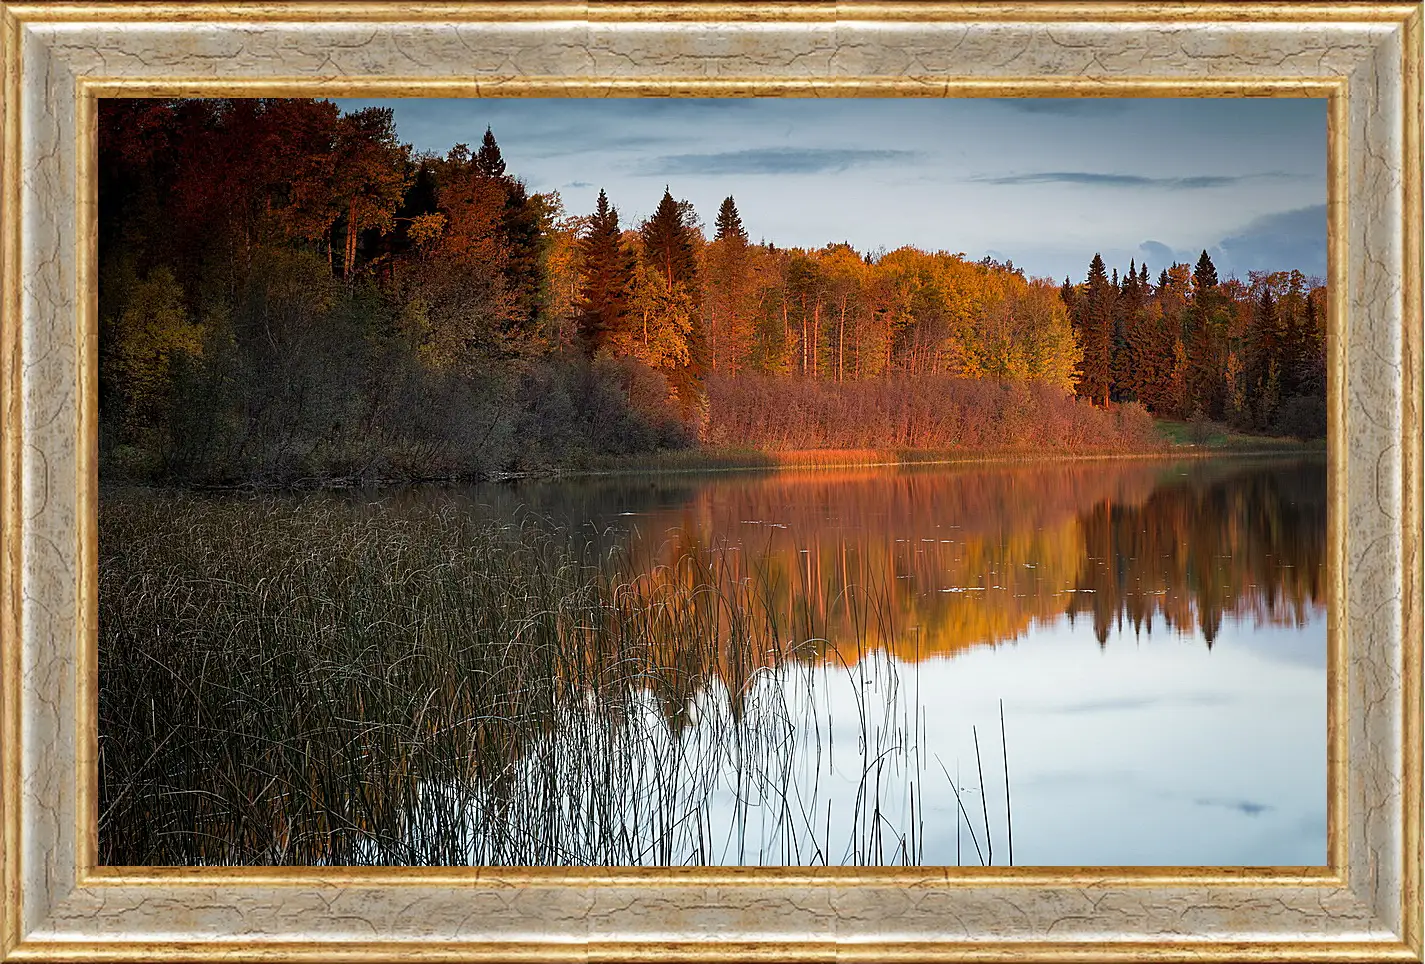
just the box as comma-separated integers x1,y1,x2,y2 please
455,456,1325,665
100,456,1327,866
437,455,1327,866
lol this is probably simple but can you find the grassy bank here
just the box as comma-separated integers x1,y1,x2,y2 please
554,425,1321,480
99,493,958,867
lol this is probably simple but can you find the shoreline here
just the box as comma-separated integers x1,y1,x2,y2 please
110,439,1326,494
553,442,1324,482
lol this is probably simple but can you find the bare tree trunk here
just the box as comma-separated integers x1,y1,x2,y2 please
813,299,821,378
782,299,789,373
344,200,362,281
801,301,807,376
838,300,846,382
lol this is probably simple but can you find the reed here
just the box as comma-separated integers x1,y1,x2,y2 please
99,489,1010,867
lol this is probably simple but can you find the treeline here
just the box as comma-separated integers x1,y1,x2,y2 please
1062,253,1327,438
98,98,1324,485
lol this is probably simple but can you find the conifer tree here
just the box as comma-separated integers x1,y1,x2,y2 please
574,189,634,355
1245,287,1281,428
706,196,754,373
1192,249,1219,294
1073,254,1113,407
714,196,747,243
642,188,699,290
474,126,506,179
638,189,706,418
460,128,542,339
1186,251,1226,419
1110,259,1141,399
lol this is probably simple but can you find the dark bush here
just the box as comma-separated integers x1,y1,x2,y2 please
1272,395,1327,441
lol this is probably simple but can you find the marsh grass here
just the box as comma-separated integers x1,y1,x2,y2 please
99,490,1010,867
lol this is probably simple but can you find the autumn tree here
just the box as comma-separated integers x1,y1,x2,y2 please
394,142,515,370
575,189,635,356
332,107,411,282
703,196,757,374
635,189,707,419
111,266,207,439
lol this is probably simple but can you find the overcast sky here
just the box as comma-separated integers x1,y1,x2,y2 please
333,97,1327,284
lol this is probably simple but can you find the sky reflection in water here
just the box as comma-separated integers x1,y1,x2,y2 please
452,456,1326,866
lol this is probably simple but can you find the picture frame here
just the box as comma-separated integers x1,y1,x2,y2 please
1,1,1420,960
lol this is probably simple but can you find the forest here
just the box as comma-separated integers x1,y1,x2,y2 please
98,98,1329,485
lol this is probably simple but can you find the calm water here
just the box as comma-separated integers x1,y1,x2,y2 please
438,455,1326,866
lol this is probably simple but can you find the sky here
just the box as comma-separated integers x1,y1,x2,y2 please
333,96,1328,285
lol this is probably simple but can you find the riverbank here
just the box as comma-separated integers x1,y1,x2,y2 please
119,419,1321,493
535,423,1323,482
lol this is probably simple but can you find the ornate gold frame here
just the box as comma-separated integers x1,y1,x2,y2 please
1,2,1420,961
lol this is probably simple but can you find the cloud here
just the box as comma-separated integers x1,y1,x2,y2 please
1214,204,1327,278
1138,240,1177,269
1194,796,1275,817
637,147,918,176
565,180,594,189
973,171,1276,189
995,98,1133,117
1133,205,1327,280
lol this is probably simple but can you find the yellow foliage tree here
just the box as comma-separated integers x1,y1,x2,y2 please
616,262,696,371
113,267,205,435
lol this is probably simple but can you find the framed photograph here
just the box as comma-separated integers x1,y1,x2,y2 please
2,2,1420,961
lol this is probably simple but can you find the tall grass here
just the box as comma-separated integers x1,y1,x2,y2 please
100,491,1010,867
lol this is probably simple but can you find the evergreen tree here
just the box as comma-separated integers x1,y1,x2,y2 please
474,126,506,179
1110,260,1141,400
1298,291,1326,398
705,196,755,373
459,128,542,339
714,196,747,243
642,188,699,290
1186,251,1226,419
638,189,706,419
1246,286,1281,428
497,178,544,338
1192,249,1218,294
574,189,633,355
1073,254,1113,407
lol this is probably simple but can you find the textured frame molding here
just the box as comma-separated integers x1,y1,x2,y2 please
0,2,1420,961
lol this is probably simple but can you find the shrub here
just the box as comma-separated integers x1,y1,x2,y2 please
704,375,1164,454
1273,395,1327,441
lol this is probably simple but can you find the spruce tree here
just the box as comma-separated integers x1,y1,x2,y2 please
1192,249,1219,294
706,196,753,373
474,126,506,179
1111,260,1141,400
639,189,706,417
714,196,747,243
574,189,633,355
642,188,699,290
1186,251,1226,419
1073,254,1113,407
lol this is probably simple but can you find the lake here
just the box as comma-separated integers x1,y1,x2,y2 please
98,455,1326,867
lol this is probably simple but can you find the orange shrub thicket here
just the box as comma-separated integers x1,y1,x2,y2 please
704,375,1160,453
